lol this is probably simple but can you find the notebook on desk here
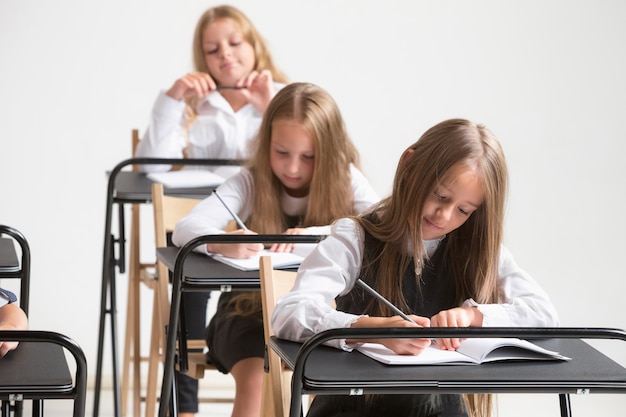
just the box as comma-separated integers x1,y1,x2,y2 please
357,337,571,365
147,170,225,188
210,243,317,271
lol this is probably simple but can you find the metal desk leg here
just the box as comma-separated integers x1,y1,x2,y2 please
559,393,572,417
94,199,125,417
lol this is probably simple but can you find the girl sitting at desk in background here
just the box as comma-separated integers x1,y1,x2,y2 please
172,82,380,417
135,4,287,177
136,6,286,416
0,288,28,358
272,118,560,417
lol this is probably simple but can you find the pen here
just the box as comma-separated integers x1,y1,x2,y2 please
213,190,249,231
216,85,248,91
356,279,416,324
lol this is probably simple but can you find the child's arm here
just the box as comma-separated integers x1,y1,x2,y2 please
272,218,371,351
135,92,190,173
0,303,28,358
349,314,432,355
466,245,560,328
172,169,261,257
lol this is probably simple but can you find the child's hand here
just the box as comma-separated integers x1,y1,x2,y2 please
239,70,275,112
206,229,263,258
0,340,18,358
430,306,483,351
350,315,432,355
166,72,217,101
269,227,308,253
379,315,432,355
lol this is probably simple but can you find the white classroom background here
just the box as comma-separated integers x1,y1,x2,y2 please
1,1,625,415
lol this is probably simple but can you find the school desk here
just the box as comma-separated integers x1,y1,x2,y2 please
94,157,243,417
1,225,87,417
270,327,626,417
155,234,324,417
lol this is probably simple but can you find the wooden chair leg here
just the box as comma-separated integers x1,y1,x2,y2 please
145,285,163,417
122,203,143,417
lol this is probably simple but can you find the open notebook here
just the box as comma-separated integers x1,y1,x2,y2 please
210,243,317,271
147,170,225,188
357,337,571,365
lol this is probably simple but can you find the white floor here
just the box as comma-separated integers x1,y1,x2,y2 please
17,383,626,416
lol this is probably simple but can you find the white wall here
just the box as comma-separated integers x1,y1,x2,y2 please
1,0,625,414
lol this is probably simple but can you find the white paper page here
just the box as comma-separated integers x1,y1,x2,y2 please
457,338,571,362
147,170,225,188
211,249,307,271
357,343,475,365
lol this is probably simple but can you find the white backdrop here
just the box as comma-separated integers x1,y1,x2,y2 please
1,1,625,415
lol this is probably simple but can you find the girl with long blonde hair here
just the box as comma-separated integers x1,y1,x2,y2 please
272,118,560,417
172,82,379,417
135,6,288,415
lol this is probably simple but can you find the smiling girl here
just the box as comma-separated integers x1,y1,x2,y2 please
172,82,379,417
136,5,287,175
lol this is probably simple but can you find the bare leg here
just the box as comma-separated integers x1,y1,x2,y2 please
230,357,265,417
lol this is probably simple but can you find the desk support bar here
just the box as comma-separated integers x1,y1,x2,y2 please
288,327,626,417
157,234,323,417
94,157,244,417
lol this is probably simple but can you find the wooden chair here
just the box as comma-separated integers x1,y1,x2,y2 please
259,256,298,417
121,129,158,417
122,129,192,417
146,182,234,417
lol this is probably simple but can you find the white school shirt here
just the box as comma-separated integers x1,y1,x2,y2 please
136,82,285,176
271,217,561,351
171,166,380,255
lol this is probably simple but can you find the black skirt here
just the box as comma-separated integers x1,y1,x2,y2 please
306,393,468,417
204,292,264,373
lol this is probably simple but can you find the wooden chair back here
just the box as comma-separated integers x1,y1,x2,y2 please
259,255,298,417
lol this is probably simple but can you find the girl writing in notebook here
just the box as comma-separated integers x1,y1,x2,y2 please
272,118,560,417
172,82,379,417
136,6,286,415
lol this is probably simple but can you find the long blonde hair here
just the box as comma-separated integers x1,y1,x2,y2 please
183,5,288,151
232,82,361,315
356,118,508,417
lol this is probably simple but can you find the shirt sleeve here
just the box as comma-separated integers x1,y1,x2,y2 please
462,245,560,327
135,91,188,173
171,169,255,254
349,165,380,213
272,218,366,350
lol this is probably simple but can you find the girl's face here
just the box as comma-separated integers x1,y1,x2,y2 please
269,120,315,198
421,166,484,240
201,18,256,85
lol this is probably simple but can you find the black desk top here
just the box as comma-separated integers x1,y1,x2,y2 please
156,246,262,290
0,342,73,398
0,238,19,274
271,336,626,394
113,171,215,202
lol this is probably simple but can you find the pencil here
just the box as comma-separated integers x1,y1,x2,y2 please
213,190,248,231
356,279,416,324
216,85,248,91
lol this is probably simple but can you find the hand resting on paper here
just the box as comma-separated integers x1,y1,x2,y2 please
268,227,309,253
206,229,264,258
430,306,484,351
348,315,432,355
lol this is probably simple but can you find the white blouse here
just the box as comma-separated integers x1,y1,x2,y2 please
136,83,284,177
172,166,380,255
271,217,560,350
